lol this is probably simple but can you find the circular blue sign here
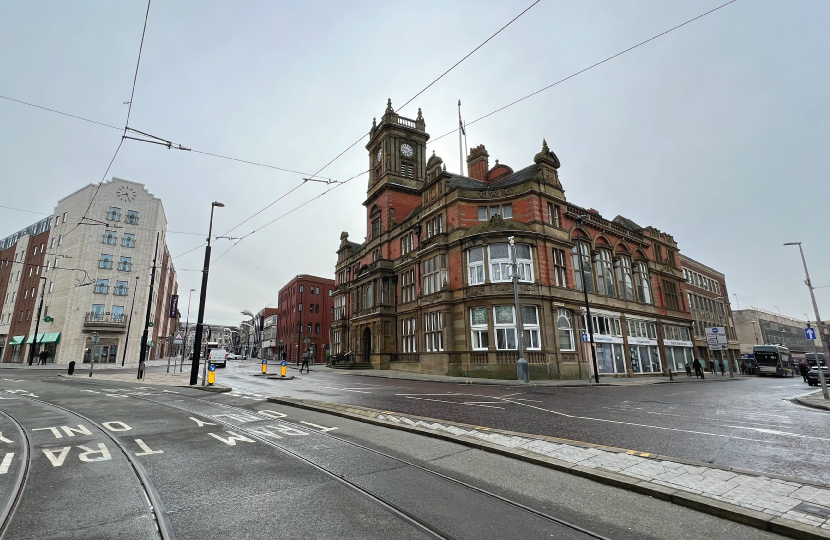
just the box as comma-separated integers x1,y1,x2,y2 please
208,363,215,372
712,328,719,333
262,359,267,365
281,360,287,366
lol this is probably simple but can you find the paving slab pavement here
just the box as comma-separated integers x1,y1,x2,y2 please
269,396,830,540
795,390,830,411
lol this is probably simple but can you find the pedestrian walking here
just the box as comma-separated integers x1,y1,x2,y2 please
799,362,809,382
709,361,716,375
685,363,692,377
38,349,50,365
720,361,725,376
693,358,705,379
299,349,310,373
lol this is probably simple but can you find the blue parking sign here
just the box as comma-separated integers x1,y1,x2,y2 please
806,327,817,341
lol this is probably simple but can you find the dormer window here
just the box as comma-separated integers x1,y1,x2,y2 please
401,161,414,179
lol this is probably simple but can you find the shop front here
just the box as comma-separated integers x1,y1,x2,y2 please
664,340,695,372
26,333,61,363
593,335,627,375
8,336,25,363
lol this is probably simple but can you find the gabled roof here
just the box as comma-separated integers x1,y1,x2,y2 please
445,164,537,191
612,215,643,232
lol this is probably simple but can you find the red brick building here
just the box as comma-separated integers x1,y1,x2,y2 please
276,275,335,364
331,100,697,379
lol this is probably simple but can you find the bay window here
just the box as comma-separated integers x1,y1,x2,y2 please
467,247,485,285
401,269,415,303
470,307,489,350
494,306,517,350
615,257,635,300
572,244,593,293
595,250,615,297
424,311,443,352
489,243,533,282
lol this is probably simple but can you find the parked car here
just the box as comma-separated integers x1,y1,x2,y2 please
806,367,830,386
226,353,242,360
209,348,229,368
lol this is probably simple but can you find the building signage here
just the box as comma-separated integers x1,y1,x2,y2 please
589,334,624,344
629,337,655,345
475,188,513,198
664,339,693,347
169,294,179,318
705,327,728,350
173,331,184,345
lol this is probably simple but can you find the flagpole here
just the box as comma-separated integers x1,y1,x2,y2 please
463,120,469,167
458,99,465,176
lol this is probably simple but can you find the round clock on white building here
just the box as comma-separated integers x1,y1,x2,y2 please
116,185,137,203
400,143,414,157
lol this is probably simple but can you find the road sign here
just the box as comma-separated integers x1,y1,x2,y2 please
581,333,589,342
208,363,216,372
173,331,184,345
806,327,817,341
705,327,728,350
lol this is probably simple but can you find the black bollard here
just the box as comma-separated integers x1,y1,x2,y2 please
68,361,76,375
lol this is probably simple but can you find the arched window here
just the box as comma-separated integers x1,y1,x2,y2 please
634,262,652,304
557,309,574,351
595,250,615,296
615,257,635,300
571,244,593,293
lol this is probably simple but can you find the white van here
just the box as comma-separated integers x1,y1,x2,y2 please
208,348,228,368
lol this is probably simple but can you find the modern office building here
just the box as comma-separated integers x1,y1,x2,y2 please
733,307,823,361
0,178,178,364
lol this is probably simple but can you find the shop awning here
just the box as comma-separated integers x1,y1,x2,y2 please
146,340,154,347
9,336,25,345
26,333,61,344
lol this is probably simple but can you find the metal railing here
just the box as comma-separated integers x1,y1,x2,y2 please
125,215,139,225
118,262,131,271
122,238,135,248
102,235,117,245
98,260,112,269
84,312,127,327
107,212,120,222
93,284,109,294
113,286,128,296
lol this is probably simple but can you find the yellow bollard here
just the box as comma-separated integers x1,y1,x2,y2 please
207,363,216,386
281,363,287,377
262,358,267,374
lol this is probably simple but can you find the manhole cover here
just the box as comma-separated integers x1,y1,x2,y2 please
795,502,830,518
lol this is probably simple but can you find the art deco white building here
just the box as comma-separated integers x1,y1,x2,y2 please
0,178,179,365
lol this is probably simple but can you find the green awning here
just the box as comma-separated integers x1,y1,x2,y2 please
26,333,61,344
146,340,154,347
9,336,25,345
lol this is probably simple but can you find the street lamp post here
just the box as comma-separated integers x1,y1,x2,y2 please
122,275,140,366
784,241,830,399
574,216,601,384
713,296,734,379
508,237,529,384
190,202,224,386
138,233,160,380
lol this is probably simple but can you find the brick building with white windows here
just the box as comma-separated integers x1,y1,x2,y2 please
276,275,335,364
0,178,178,365
680,254,741,372
331,100,704,380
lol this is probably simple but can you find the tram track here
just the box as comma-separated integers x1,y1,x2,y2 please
132,392,612,540
0,410,29,540
0,397,174,540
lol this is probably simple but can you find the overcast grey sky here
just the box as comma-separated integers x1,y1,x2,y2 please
1,0,828,326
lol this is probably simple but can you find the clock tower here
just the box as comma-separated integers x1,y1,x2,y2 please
364,99,429,237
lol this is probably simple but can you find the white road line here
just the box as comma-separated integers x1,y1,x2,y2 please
0,453,13,474
404,396,505,409
320,387,372,394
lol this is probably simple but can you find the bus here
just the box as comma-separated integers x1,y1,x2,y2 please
806,352,826,368
753,345,794,377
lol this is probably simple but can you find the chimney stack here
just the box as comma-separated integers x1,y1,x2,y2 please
466,145,489,182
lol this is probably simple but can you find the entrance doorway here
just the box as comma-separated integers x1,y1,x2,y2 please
362,327,371,364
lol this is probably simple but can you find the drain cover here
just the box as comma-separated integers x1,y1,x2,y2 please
795,502,830,518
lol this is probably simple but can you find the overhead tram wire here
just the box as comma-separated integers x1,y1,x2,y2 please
430,0,739,144
0,95,121,130
211,0,739,263
66,0,154,240
206,2,541,250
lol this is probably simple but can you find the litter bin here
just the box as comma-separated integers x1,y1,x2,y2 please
68,361,76,375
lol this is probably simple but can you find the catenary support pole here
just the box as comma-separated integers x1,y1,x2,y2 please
138,233,159,379
509,237,529,383
190,202,223,385
575,216,601,384
27,277,47,366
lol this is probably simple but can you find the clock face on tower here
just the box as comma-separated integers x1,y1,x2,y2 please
376,149,382,162
400,143,414,158
116,185,137,203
